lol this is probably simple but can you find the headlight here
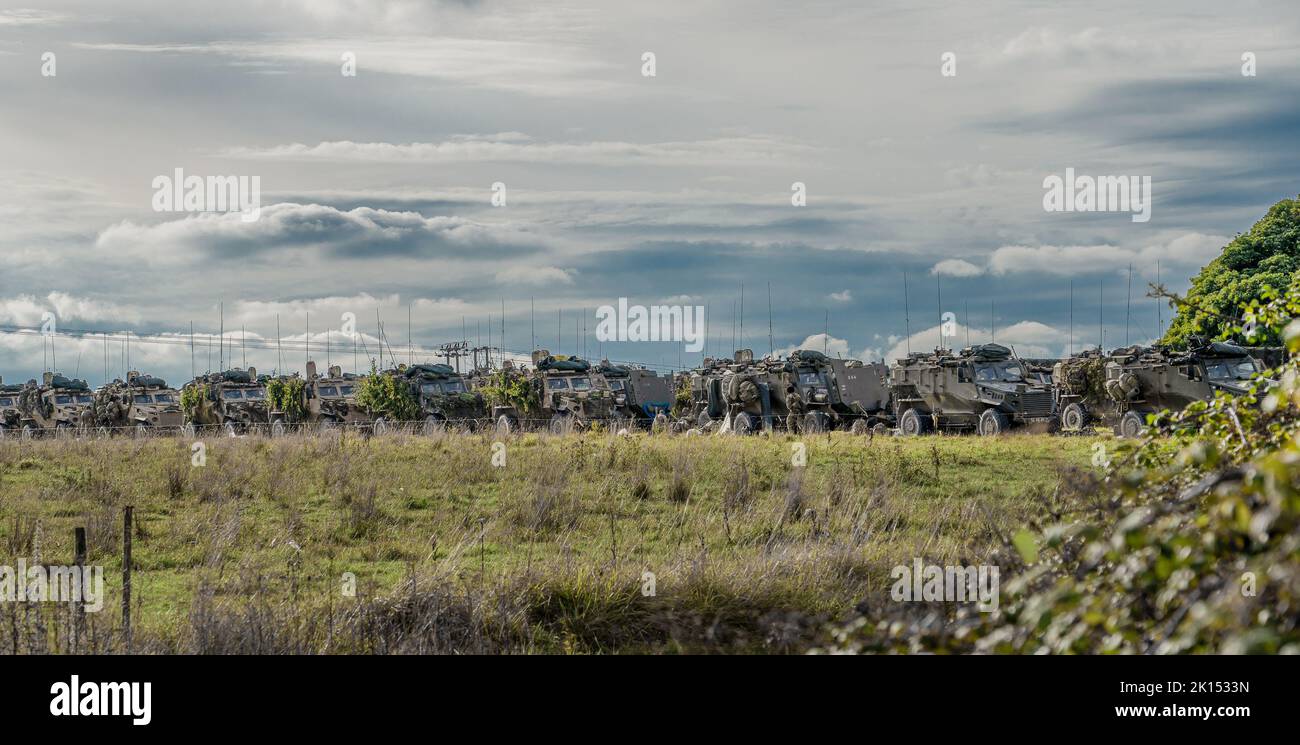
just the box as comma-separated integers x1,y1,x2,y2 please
615,395,626,405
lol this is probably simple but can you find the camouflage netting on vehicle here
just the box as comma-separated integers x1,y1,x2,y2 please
787,349,830,366
820,276,1300,654
267,377,308,422
355,365,421,421
966,343,1012,360
1052,355,1108,402
181,383,220,425
597,362,631,377
537,355,590,372
50,375,89,391
404,363,456,379
131,375,167,388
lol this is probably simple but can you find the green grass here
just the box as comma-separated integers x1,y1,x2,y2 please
0,429,1097,654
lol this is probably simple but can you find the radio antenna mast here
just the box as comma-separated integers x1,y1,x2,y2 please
903,270,912,355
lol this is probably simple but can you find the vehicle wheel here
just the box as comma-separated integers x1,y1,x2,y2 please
495,414,515,435
423,415,445,436
803,411,828,434
549,413,572,435
733,411,755,435
21,424,36,440
849,419,868,435
898,408,930,436
181,423,196,438
373,417,389,436
223,421,238,438
977,408,1007,436
319,418,337,431
1117,411,1145,439
270,420,287,438
135,423,148,439
0,425,5,440
1059,403,1090,433
871,422,892,437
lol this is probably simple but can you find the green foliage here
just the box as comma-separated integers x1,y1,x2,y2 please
673,375,692,416
266,377,308,422
480,368,538,413
825,275,1300,654
1164,196,1300,347
355,363,421,421
180,384,211,421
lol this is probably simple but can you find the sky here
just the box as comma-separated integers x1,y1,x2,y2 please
1,0,1298,386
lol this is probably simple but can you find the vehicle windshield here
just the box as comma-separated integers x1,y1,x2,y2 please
222,390,243,400
420,383,442,396
570,377,592,391
548,378,570,390
609,379,625,390
243,388,266,400
338,385,355,397
55,395,72,404
318,386,338,397
134,394,153,404
1205,358,1258,382
154,393,176,403
798,371,825,387
973,361,1025,383
442,380,466,394
0,398,12,407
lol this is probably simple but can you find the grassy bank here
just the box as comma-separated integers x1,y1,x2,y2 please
0,430,1096,653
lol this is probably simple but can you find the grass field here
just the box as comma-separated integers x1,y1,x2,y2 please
0,429,1099,654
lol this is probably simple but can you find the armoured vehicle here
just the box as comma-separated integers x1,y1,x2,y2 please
678,350,787,434
92,371,183,435
779,349,893,434
1053,340,1264,437
0,377,28,438
596,361,674,430
13,372,96,437
398,362,487,432
488,351,615,433
182,367,270,436
890,343,1055,436
304,362,371,430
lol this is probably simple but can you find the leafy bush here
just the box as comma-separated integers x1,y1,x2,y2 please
479,368,538,413
355,363,420,421
266,377,308,421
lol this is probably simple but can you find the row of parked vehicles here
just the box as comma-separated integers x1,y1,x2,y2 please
0,337,1278,439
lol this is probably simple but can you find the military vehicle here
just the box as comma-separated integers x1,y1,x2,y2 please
182,367,270,436
398,362,487,432
596,361,674,430
92,371,183,435
14,372,96,437
0,377,28,439
678,350,787,434
487,351,615,433
779,349,893,434
890,343,1055,436
1053,340,1265,437
303,362,371,431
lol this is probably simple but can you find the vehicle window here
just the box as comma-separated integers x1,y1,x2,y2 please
571,377,592,391
442,380,466,394
798,372,823,386
222,390,243,400
548,378,570,390
974,362,1025,383
243,388,266,400
338,385,354,396
77,395,93,404
56,395,72,404
420,383,442,396
609,379,625,390
318,386,338,397
134,395,153,404
0,398,11,407
154,393,176,403
1206,359,1258,381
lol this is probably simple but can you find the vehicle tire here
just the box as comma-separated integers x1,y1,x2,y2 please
223,421,238,438
803,411,829,434
319,418,337,431
849,419,868,435
373,417,389,436
271,420,287,438
1117,410,1145,439
423,415,445,436
898,408,930,436
977,408,1007,436
871,422,892,437
21,424,36,440
548,413,571,435
1059,403,1090,433
696,410,713,429
181,423,196,438
732,411,755,435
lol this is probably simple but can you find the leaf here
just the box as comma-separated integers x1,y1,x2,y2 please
1013,529,1039,564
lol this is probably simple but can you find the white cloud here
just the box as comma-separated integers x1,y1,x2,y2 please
0,292,141,326
494,265,574,285
828,290,852,302
0,9,68,26
988,233,1227,276
931,259,984,277
776,334,879,363
883,320,1069,363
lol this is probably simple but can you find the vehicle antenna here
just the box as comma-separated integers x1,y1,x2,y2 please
1156,260,1163,339
1099,281,1103,352
964,299,970,347
276,314,283,374
1068,279,1074,356
219,300,224,372
767,282,774,357
530,296,535,352
1125,263,1133,346
936,273,943,351
189,322,194,379
903,270,911,355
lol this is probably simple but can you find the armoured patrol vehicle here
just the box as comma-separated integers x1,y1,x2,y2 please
779,349,893,434
488,351,615,433
15,372,96,437
182,367,270,436
0,377,28,438
890,343,1055,436
92,371,183,435
677,350,788,434
304,362,371,430
596,361,674,430
1054,340,1264,437
399,362,487,432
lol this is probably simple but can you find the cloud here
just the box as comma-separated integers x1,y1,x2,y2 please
999,27,1152,62
987,233,1226,276
221,134,815,167
828,290,852,302
94,203,549,260
0,293,142,327
494,265,574,286
776,334,879,363
0,9,68,26
931,259,984,277
883,320,1069,363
